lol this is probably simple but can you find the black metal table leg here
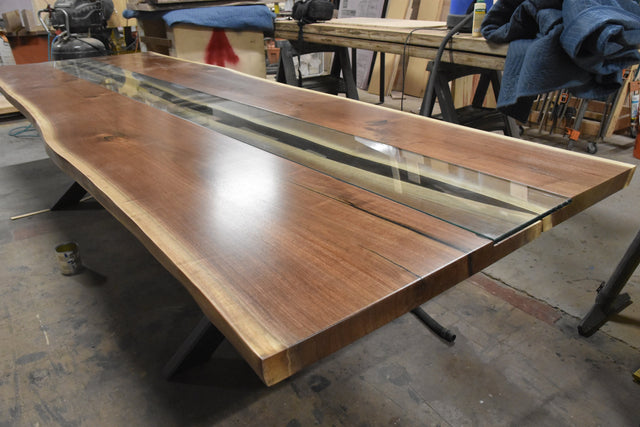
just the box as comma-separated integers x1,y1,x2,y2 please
163,315,226,379
578,229,639,337
51,182,87,210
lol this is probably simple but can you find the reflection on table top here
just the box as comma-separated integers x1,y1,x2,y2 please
0,53,633,385
55,58,567,241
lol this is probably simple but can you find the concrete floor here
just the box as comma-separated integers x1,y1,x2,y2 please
0,95,639,426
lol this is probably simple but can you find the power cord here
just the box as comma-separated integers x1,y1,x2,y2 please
9,124,39,138
420,13,473,116
400,26,442,111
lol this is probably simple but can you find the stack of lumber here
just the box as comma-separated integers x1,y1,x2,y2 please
3,1,50,34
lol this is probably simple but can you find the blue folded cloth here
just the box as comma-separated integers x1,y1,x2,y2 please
123,5,275,32
482,0,640,122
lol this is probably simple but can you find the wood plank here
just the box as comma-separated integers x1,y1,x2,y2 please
324,17,443,28
277,30,505,70
275,19,509,57
452,74,475,108
604,65,638,137
0,53,633,387
20,9,45,33
2,10,24,33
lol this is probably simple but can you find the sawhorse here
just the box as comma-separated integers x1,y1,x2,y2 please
420,62,519,136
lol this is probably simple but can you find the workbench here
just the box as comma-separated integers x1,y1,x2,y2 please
0,53,634,386
274,17,515,134
274,18,508,71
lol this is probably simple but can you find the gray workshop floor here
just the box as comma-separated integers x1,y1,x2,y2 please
1,95,639,426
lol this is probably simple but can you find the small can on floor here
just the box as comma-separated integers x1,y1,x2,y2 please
55,242,83,275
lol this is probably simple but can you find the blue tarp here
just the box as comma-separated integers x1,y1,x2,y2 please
123,5,275,32
481,0,640,122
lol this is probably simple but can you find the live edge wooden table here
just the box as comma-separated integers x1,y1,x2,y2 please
0,53,634,386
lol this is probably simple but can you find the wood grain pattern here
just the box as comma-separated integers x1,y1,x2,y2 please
0,53,634,386
54,58,567,241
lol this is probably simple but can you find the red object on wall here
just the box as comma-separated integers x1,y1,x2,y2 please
205,29,239,67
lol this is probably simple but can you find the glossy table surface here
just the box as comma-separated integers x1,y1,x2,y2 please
0,53,634,385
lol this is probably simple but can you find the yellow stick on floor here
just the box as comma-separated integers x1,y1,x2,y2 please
634,368,640,384
10,208,50,220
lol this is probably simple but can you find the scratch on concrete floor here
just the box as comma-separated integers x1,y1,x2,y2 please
36,314,49,346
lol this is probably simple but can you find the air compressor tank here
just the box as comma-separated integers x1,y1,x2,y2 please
52,36,107,60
